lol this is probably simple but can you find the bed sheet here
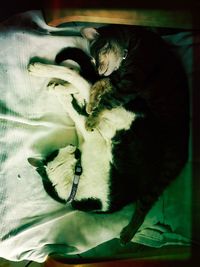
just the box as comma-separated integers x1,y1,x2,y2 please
0,10,195,262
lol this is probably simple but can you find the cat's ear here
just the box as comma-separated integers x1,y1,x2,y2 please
81,27,100,41
27,157,45,167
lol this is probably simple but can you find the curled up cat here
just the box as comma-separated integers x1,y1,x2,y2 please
27,25,189,245
80,25,190,241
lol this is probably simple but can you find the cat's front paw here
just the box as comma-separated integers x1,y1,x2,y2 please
86,78,113,114
86,87,102,114
47,79,68,91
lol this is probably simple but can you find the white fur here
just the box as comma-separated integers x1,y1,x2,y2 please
28,62,135,211
46,145,77,200
28,62,90,102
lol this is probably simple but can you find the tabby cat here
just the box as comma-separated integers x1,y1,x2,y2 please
80,25,190,243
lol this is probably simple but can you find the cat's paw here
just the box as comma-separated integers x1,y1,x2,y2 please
47,80,80,108
28,62,48,76
48,79,62,89
47,79,68,91
86,80,104,114
86,89,102,114
86,78,113,114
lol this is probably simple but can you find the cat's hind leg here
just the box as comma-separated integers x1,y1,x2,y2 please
46,79,90,140
28,62,74,80
28,62,91,103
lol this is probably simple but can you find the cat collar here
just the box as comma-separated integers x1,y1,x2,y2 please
66,160,82,203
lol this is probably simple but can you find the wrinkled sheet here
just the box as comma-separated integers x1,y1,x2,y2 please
0,10,194,262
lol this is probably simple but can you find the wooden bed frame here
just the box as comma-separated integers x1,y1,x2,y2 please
42,1,200,266
43,0,200,29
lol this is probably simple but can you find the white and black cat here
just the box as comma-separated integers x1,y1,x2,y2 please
27,48,163,244
28,24,189,244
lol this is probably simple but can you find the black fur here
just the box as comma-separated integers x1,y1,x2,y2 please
72,95,88,117
55,47,99,83
72,198,102,212
109,105,162,212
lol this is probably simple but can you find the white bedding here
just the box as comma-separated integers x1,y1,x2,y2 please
0,10,195,262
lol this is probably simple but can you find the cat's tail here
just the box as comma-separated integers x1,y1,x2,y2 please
55,47,98,83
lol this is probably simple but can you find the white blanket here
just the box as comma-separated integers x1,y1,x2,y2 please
0,10,194,262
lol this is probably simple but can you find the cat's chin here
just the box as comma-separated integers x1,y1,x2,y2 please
102,71,111,77
100,64,119,76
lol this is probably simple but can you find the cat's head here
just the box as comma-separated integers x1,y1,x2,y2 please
27,146,81,204
27,151,67,204
81,26,128,76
